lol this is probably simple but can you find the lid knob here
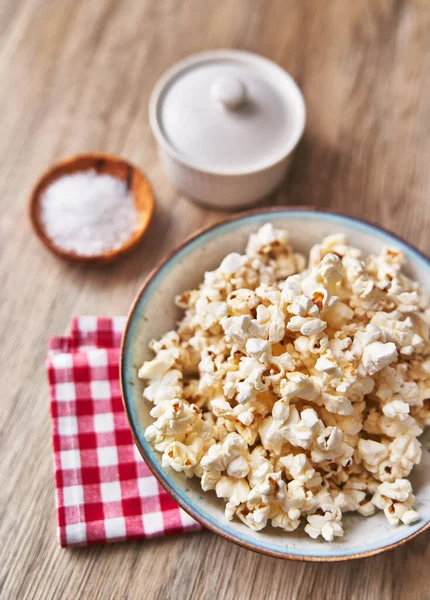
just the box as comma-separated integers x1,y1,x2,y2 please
210,77,247,111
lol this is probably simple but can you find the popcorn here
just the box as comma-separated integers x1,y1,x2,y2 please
245,223,290,260
248,451,274,488
222,315,251,345
271,507,301,531
370,311,418,353
227,455,250,478
315,354,342,377
236,381,256,404
321,392,354,416
372,479,420,526
287,316,327,336
227,288,259,316
200,443,226,472
140,225,429,541
219,252,248,275
258,417,286,455
318,253,344,283
147,399,200,441
358,439,388,472
311,427,354,467
237,504,271,531
325,302,354,328
387,435,422,479
162,441,201,477
279,453,316,484
281,274,302,304
282,407,321,449
215,476,250,519
304,508,344,542
316,426,343,451
248,471,287,506
280,372,320,402
361,342,398,376
143,369,183,404
290,295,318,316
382,400,410,420
245,337,271,361
201,469,222,491
139,348,178,380
332,480,370,514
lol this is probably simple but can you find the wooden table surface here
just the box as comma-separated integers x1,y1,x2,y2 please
1,1,430,598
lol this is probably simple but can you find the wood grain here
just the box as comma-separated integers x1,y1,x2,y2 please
1,0,429,598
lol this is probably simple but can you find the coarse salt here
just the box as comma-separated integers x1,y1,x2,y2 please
40,169,139,256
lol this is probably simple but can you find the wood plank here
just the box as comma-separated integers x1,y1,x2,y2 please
0,1,429,598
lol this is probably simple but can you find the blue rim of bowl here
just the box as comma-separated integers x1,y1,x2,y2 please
121,206,430,561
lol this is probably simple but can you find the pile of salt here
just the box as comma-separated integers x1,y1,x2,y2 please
40,170,139,256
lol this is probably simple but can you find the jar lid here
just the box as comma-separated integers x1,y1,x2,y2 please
149,50,306,175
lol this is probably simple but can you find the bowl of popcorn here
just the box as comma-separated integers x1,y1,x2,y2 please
121,208,430,561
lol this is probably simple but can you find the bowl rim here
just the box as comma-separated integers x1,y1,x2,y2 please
28,152,154,264
149,49,306,177
121,206,430,561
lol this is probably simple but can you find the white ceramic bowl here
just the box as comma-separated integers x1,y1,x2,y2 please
121,208,430,561
149,51,306,209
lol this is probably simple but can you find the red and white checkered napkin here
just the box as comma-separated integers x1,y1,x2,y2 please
47,316,201,547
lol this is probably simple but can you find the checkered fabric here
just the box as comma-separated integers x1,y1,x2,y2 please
47,317,201,547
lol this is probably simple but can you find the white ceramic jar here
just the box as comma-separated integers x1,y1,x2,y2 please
149,50,306,210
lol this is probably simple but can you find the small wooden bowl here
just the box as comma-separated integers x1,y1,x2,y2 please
29,153,154,263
